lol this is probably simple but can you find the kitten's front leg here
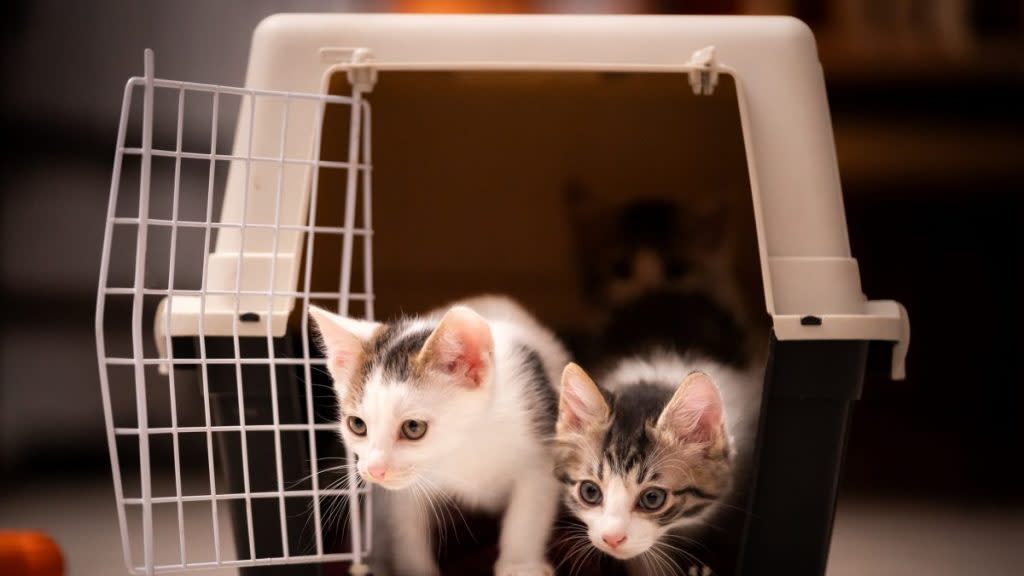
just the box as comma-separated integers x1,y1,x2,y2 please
495,464,560,576
388,488,439,576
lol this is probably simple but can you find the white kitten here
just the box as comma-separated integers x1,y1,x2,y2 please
309,295,569,576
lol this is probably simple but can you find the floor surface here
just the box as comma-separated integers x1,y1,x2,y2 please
2,473,1021,575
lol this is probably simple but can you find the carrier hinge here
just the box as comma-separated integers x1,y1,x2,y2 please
686,45,719,96
320,47,378,92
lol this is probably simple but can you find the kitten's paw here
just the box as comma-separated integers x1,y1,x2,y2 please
494,561,554,576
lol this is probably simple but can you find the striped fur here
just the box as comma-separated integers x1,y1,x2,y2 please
555,350,759,563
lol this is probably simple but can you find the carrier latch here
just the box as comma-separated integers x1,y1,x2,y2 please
687,45,720,96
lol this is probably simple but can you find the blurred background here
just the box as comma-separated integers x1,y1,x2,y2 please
1,1,1021,575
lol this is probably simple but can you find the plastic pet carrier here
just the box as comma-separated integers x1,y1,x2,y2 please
95,14,910,576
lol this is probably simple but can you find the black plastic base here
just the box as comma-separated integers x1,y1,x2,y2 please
179,331,869,576
173,336,347,576
737,333,868,576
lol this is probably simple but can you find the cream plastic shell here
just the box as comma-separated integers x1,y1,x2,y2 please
176,14,911,377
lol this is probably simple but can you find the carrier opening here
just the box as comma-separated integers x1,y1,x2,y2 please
309,69,769,362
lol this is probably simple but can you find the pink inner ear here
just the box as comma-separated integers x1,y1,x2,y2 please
559,388,582,429
558,364,607,432
665,372,724,444
560,387,592,431
430,307,493,387
307,306,371,385
331,351,356,372
444,351,485,385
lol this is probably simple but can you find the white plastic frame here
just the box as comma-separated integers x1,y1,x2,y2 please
229,13,908,376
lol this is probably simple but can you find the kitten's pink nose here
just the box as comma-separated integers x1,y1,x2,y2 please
367,463,387,480
602,533,627,549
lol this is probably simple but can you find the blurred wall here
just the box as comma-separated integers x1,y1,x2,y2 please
0,0,378,472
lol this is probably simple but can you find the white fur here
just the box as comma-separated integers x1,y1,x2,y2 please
575,476,663,561
328,296,568,576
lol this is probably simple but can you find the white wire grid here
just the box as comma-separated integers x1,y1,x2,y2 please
95,50,374,574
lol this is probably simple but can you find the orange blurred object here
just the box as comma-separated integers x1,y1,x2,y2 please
395,1,537,13
0,532,64,576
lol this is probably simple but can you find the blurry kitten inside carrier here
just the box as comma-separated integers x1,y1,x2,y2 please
565,182,768,368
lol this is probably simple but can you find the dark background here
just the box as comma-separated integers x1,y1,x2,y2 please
1,1,1021,574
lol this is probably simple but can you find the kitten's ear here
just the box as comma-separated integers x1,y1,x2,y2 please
558,363,609,434
308,306,380,386
657,371,724,444
418,306,494,387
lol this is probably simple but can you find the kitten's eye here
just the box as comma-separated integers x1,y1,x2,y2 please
578,481,603,505
637,488,667,511
401,419,428,440
347,416,367,436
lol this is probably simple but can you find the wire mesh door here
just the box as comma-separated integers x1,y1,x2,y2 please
95,50,374,575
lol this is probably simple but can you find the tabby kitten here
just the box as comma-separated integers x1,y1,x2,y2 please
309,295,568,576
554,351,760,573
564,185,769,367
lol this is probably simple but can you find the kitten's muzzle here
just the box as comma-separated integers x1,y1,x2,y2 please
359,467,416,490
367,463,388,481
602,533,627,549
593,534,643,559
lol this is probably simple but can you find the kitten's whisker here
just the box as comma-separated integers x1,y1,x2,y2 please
414,479,448,549
553,536,581,570
567,536,593,569
655,539,697,573
566,536,592,576
425,480,457,547
655,542,686,576
580,543,599,576
324,483,351,533
647,549,667,576
413,479,448,552
690,515,726,533
645,548,663,576
639,549,653,576
317,467,363,537
420,475,474,543
663,531,710,552
286,463,349,489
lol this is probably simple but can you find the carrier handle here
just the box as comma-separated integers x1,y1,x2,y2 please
320,45,730,96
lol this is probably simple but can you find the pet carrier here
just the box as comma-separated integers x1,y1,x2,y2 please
95,14,909,576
